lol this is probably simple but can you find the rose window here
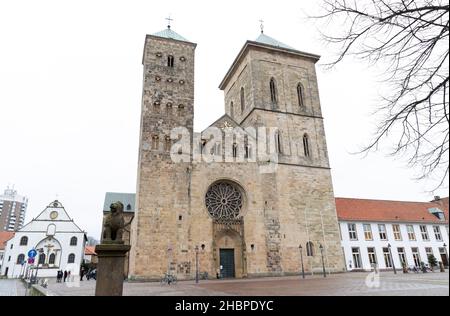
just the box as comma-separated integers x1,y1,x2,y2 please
205,182,243,220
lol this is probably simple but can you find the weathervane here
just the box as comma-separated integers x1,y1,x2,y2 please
259,19,264,34
166,15,173,29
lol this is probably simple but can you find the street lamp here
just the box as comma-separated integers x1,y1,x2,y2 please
444,243,448,268
195,245,199,284
299,245,305,279
388,243,397,274
319,244,326,278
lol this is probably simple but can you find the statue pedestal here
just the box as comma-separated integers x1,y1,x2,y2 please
95,244,131,296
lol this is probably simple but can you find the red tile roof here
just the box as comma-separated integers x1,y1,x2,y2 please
0,232,15,250
85,246,97,256
335,197,449,224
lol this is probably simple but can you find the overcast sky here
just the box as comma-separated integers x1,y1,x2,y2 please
1,0,447,239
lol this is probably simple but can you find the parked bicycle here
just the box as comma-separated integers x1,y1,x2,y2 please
160,273,177,285
200,271,209,280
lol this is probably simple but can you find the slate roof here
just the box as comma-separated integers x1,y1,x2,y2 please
152,27,189,42
103,192,135,213
255,33,294,50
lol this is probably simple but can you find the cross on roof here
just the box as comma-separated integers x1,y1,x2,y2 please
259,19,264,34
166,15,173,29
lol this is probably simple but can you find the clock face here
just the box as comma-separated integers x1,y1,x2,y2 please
50,211,58,220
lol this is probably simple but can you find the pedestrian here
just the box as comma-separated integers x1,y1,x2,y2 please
80,268,85,281
63,270,68,282
56,270,60,282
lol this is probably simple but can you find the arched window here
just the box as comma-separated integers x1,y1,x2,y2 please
47,224,56,236
38,253,46,265
297,83,305,108
17,254,25,264
167,55,174,68
68,253,75,264
275,131,282,154
306,241,314,257
230,102,234,117
303,134,310,157
152,135,160,150
245,145,251,159
70,236,78,246
126,204,132,211
164,136,171,152
49,253,56,265
20,236,28,246
240,87,245,113
270,78,278,106
232,143,238,158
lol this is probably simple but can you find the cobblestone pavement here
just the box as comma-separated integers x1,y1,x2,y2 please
41,271,448,296
0,279,27,296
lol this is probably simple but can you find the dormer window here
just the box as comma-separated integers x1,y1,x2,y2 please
429,208,445,220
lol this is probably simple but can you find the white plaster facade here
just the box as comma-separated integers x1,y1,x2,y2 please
0,200,86,278
340,221,449,271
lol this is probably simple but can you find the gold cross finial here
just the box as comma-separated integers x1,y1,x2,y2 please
259,19,264,34
166,15,173,29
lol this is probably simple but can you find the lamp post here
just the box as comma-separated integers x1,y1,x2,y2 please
319,244,326,278
195,246,199,284
299,245,305,279
388,243,397,274
444,243,448,268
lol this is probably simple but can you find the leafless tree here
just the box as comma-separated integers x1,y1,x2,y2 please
314,0,449,189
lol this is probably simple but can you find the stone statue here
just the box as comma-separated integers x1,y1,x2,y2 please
102,201,125,244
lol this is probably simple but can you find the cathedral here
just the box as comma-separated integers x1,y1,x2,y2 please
129,25,344,280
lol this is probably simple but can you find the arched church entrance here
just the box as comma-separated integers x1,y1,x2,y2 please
205,180,247,279
214,228,245,278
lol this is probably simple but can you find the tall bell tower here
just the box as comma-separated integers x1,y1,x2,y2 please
129,26,196,280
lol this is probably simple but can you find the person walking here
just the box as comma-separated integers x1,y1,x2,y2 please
80,268,85,281
63,270,68,282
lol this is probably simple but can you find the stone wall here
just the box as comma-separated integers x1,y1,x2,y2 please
129,35,345,280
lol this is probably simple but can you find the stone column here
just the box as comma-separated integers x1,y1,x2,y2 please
95,244,131,296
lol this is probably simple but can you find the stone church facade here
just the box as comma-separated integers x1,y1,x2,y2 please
129,27,344,280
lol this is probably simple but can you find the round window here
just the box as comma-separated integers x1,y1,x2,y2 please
205,182,243,221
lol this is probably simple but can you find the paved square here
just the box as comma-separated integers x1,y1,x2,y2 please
37,271,449,296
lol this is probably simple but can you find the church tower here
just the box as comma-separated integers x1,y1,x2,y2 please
129,26,196,279
218,32,343,275
219,32,330,168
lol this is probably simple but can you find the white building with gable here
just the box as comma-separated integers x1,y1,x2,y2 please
0,200,86,278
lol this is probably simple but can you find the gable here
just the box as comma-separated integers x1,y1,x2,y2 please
19,200,84,234
202,114,256,141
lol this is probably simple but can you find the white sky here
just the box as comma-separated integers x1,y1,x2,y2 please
0,0,447,239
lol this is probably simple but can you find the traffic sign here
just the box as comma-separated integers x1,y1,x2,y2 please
28,258,35,264
28,249,37,258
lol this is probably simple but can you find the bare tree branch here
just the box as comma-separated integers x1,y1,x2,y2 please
312,0,449,191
